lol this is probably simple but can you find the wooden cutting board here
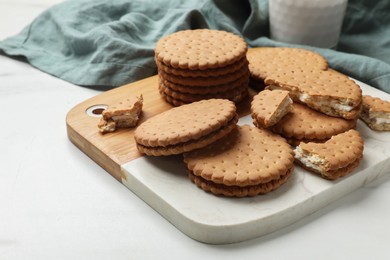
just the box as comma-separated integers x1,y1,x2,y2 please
66,74,390,244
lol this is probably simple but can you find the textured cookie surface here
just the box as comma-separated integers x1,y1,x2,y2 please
265,69,362,119
159,74,249,94
158,65,249,87
247,47,328,81
270,103,356,141
251,89,293,128
156,57,248,78
98,95,143,133
360,95,390,131
188,167,293,197
134,99,237,155
184,125,294,196
155,29,247,70
294,129,364,180
159,81,248,104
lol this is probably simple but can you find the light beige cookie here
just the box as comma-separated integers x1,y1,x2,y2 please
159,74,249,94
247,47,328,82
265,69,362,120
134,99,238,156
183,125,294,197
159,81,248,105
294,129,364,180
155,57,248,78
98,95,143,133
251,89,293,128
360,95,390,131
158,65,249,87
155,29,247,70
270,103,357,142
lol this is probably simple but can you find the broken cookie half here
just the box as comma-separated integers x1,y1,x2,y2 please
265,69,362,120
293,129,364,180
360,95,390,131
98,95,143,134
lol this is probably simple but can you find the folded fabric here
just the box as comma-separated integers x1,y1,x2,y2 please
0,0,389,94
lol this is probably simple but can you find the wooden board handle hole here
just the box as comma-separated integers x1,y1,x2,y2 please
85,104,108,117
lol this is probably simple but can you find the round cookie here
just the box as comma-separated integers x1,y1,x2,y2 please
159,74,249,94
183,125,294,197
158,65,249,87
159,81,248,104
247,47,328,81
155,57,248,78
265,69,362,120
134,99,238,156
270,103,357,142
155,29,248,70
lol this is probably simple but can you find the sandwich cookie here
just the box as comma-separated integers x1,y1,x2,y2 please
265,69,362,120
251,89,293,128
269,103,357,145
155,29,248,70
98,95,143,133
159,74,249,95
159,80,248,105
134,99,238,156
360,95,390,131
247,47,328,89
155,57,248,78
293,129,364,180
184,125,294,197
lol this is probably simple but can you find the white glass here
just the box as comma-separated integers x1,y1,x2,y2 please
269,0,348,48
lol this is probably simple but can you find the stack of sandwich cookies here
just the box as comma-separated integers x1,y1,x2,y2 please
155,29,250,106
293,129,364,180
183,125,294,197
134,99,238,156
360,95,390,131
251,89,293,128
270,103,357,146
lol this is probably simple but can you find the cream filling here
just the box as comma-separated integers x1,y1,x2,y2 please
298,93,354,112
268,85,355,112
294,146,325,174
112,112,139,122
375,117,390,124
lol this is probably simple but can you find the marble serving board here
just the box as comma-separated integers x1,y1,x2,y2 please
66,76,390,244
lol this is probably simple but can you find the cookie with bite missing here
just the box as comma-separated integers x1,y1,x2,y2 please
183,125,294,197
265,69,362,120
247,47,362,120
293,129,364,180
251,89,293,128
269,103,356,145
360,95,390,131
98,95,143,133
134,99,238,156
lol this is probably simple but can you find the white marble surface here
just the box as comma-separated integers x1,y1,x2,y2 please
1,0,390,259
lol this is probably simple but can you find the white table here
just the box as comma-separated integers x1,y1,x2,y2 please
1,1,390,259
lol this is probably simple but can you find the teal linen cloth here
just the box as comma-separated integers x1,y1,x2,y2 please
0,0,389,93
